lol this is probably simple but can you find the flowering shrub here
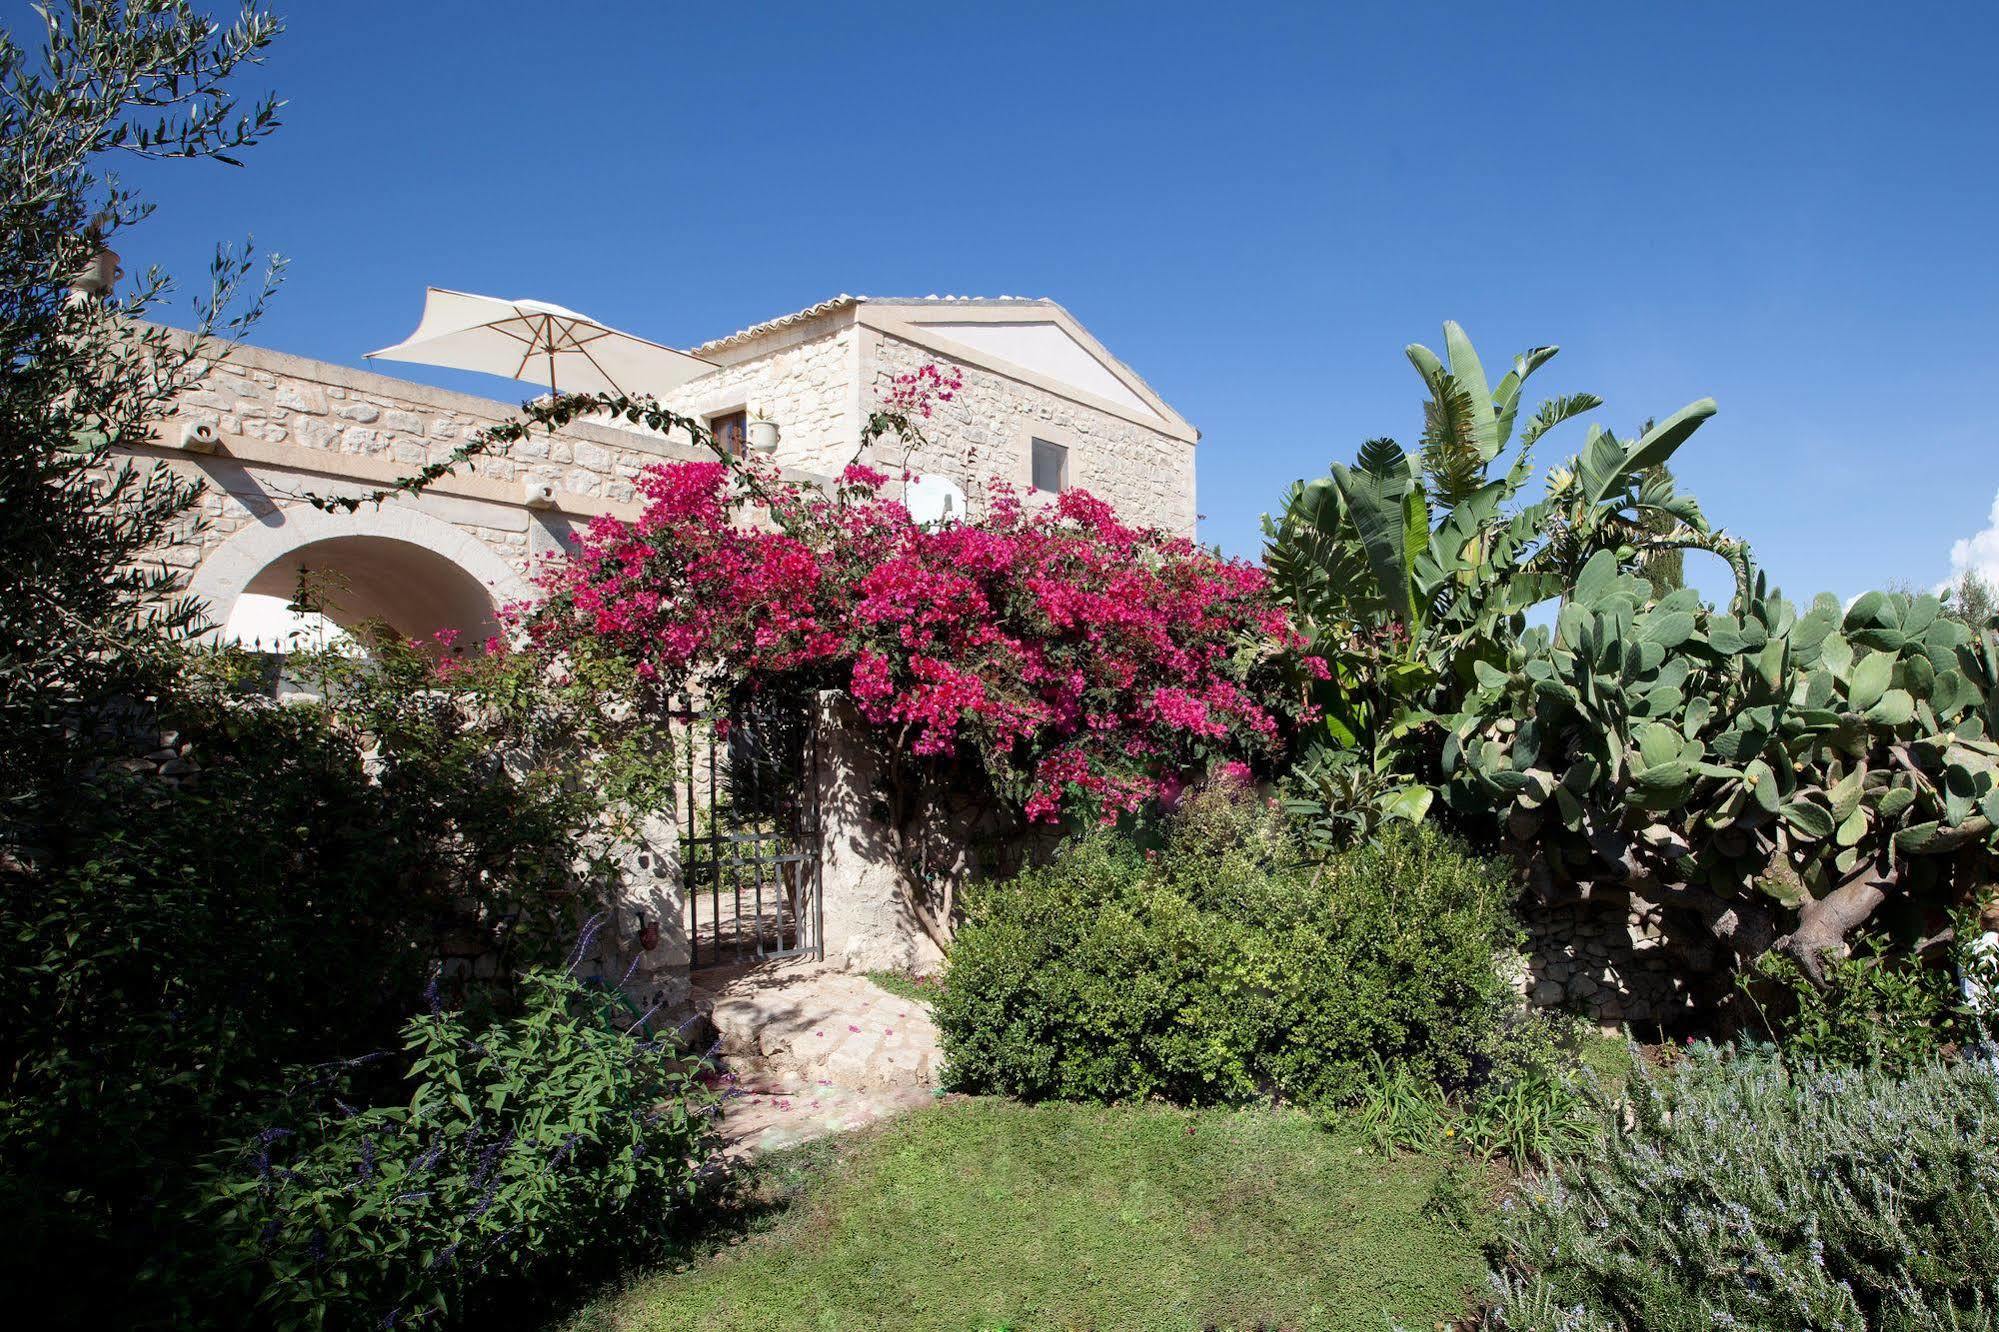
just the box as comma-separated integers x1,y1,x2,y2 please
528,450,1319,827
878,361,963,418
192,966,719,1330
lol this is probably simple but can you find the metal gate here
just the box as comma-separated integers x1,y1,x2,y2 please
677,694,822,969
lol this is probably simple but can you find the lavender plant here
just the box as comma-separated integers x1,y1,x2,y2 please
1481,1046,1999,1330
193,966,722,1330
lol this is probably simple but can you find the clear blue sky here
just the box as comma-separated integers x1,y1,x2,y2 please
128,1,1999,608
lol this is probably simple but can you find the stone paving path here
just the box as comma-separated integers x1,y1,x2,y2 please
694,960,943,1157
714,1074,938,1157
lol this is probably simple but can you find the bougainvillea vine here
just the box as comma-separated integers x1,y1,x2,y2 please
525,455,1321,826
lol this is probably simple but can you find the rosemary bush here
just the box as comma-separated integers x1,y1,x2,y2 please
1482,1046,1999,1331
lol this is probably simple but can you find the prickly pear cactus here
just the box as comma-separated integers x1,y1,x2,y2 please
1441,550,1999,968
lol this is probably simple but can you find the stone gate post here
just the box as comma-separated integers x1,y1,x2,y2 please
813,690,945,974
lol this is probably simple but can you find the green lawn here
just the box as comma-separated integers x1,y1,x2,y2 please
568,1098,1491,1332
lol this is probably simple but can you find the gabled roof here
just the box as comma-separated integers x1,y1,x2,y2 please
690,295,1198,442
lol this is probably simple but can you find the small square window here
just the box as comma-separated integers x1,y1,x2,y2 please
709,409,747,459
1031,437,1068,494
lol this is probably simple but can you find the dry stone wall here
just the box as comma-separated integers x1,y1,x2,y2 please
1517,893,1723,1035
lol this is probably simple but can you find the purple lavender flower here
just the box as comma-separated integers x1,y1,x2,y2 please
565,912,609,973
469,1129,514,1188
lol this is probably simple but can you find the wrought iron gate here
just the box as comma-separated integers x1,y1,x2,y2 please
678,694,822,969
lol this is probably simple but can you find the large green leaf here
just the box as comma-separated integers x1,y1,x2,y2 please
1843,590,1888,634
1380,785,1434,824
1490,345,1560,451
1443,321,1500,461
1828,767,1865,821
1356,435,1413,484
1865,689,1914,727
1419,372,1486,506
1875,786,1916,820
1517,392,1604,451
1581,399,1718,507
1634,721,1684,770
1780,799,1836,840
1405,341,1445,384
1847,652,1893,713
1573,549,1620,606
1332,460,1417,625
1642,609,1697,650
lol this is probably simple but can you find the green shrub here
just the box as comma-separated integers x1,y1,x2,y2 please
0,639,661,1324
935,790,1520,1106
1743,919,1998,1070
1345,1020,1631,1167
191,968,719,1330
0,711,464,1304
1482,1046,1999,1331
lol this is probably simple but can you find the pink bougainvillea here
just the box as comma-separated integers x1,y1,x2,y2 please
526,450,1320,825
879,363,963,419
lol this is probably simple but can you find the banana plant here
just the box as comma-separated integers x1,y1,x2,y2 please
1264,322,1761,851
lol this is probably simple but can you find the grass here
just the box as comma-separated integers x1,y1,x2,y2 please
865,967,942,1007
566,1097,1493,1332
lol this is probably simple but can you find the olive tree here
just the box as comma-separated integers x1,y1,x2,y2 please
0,0,281,804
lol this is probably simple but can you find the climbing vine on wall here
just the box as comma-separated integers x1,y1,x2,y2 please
523,445,1322,829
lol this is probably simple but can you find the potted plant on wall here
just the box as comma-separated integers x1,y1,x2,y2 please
747,406,780,454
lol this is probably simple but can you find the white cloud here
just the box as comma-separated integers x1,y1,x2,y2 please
1949,488,1999,588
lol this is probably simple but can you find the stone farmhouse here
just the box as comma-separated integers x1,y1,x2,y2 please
127,293,1201,999
144,294,1200,648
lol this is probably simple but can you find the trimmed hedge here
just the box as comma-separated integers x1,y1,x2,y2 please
935,790,1520,1106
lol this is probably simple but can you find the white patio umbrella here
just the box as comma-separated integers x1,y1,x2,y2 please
367,287,716,399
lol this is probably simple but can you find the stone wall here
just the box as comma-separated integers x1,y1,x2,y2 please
811,692,947,975
146,320,1200,619
1518,892,1725,1035
572,809,691,1013
148,340,732,593
662,320,860,476
865,330,1199,537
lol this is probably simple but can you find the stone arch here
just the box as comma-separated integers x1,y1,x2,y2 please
188,504,531,646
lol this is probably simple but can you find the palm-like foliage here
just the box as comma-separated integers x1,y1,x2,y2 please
1264,322,1747,839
